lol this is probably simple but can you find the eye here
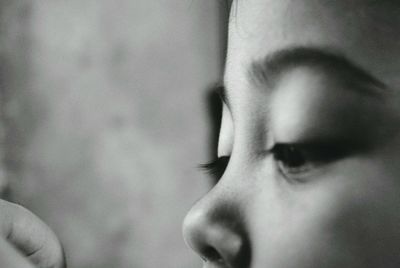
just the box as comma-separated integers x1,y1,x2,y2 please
270,144,311,180
270,143,348,181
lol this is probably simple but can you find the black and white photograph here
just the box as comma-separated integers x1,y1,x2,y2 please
0,1,399,268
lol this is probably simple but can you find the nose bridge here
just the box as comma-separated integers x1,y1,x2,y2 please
182,175,251,267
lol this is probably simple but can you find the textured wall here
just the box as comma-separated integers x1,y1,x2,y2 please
0,1,223,267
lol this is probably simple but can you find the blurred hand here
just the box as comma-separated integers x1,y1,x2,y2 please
0,200,65,268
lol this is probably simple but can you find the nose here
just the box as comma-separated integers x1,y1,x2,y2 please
182,194,250,267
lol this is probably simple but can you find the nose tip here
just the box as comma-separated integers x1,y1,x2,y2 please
183,209,220,262
183,206,250,267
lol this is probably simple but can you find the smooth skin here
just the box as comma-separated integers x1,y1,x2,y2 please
183,1,400,268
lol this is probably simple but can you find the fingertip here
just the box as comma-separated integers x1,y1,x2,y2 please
0,237,35,268
0,200,66,268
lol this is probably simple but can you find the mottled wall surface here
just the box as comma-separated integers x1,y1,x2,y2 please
0,1,223,267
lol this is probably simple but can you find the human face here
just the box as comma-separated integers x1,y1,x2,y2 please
183,1,400,268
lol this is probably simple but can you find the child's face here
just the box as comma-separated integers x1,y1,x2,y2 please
183,1,400,267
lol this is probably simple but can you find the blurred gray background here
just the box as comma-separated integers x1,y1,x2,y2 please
0,1,226,267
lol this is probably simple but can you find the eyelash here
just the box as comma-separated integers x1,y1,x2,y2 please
199,156,230,181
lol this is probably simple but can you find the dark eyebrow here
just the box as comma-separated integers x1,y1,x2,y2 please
248,46,387,96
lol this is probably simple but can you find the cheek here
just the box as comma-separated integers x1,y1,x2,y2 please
327,159,400,267
250,159,400,268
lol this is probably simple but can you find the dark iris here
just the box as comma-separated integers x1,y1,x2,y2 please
272,144,306,168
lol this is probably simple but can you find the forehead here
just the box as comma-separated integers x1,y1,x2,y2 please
224,0,400,95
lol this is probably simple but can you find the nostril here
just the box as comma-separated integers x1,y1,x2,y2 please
183,201,251,267
202,246,223,263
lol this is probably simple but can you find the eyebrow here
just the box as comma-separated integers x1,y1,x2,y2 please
248,46,387,96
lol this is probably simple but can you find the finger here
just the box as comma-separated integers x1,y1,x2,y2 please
0,200,65,268
0,237,35,268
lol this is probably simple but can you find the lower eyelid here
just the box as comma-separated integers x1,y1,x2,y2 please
280,163,314,173
277,165,316,183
